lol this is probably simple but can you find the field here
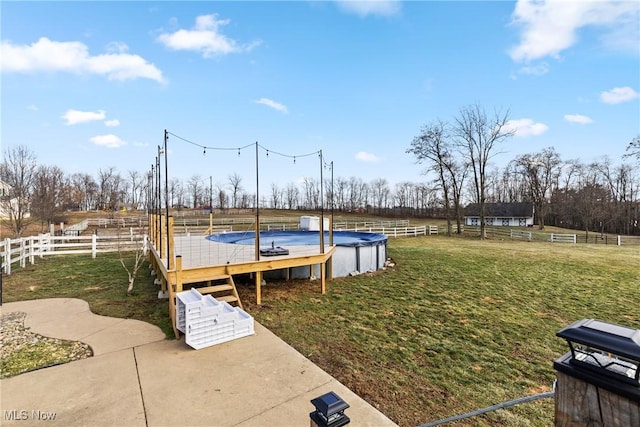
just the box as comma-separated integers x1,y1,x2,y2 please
3,230,639,426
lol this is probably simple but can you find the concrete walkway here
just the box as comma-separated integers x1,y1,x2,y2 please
1,298,397,427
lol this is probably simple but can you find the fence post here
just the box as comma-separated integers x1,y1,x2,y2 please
617,235,621,246
92,234,97,258
143,234,148,256
20,238,26,268
29,236,35,264
2,238,9,275
130,227,134,242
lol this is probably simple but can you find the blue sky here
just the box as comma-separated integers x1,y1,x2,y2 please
2,1,639,194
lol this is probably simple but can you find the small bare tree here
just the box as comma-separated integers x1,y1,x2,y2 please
117,224,148,296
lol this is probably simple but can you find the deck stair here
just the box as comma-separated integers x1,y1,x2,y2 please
189,274,242,308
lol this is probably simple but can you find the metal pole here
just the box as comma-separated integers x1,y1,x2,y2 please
151,163,155,244
255,142,260,261
330,161,334,246
319,150,324,254
156,150,161,254
148,168,152,244
164,130,170,267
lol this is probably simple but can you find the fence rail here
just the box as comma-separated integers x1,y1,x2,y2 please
3,219,638,276
1,232,147,275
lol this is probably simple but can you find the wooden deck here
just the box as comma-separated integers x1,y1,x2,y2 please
147,216,335,337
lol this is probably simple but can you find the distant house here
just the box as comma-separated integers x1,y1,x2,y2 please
0,179,30,220
464,202,535,227
0,180,12,219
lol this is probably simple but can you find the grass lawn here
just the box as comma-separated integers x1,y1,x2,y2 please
3,236,639,426
2,253,173,338
237,236,640,426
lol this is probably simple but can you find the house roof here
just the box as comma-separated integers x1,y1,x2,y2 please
464,202,534,218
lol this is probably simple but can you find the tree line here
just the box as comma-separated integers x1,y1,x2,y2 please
2,107,639,238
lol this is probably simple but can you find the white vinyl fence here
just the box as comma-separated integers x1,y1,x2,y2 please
1,231,147,275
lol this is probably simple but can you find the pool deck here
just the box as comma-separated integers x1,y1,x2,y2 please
173,234,332,269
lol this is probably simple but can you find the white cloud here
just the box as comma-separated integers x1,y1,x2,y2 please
504,118,549,137
0,37,165,83
104,119,120,127
509,0,639,62
26,104,38,111
105,41,129,54
62,109,106,125
518,62,550,76
89,134,126,148
355,151,381,163
334,0,401,17
564,114,593,124
254,98,288,114
157,14,261,58
600,86,639,104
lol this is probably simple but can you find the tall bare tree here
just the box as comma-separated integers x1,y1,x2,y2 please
228,173,243,209
513,147,562,230
625,135,640,160
168,178,183,209
302,177,318,209
270,182,282,209
285,183,299,209
31,165,66,231
0,145,37,237
455,104,513,239
407,119,467,234
127,170,143,210
370,178,390,214
187,175,203,208
215,181,228,210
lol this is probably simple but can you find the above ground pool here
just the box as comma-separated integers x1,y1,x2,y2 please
207,230,388,278
208,230,387,247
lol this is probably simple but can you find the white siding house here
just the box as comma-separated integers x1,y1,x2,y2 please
0,180,30,220
464,202,535,227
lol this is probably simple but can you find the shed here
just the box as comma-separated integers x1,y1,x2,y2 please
464,202,535,227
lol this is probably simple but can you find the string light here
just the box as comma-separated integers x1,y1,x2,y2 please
165,131,323,163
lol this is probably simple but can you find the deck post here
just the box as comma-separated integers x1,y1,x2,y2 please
159,214,166,259
149,214,154,246
168,216,174,270
170,255,183,338
321,262,326,295
256,270,262,305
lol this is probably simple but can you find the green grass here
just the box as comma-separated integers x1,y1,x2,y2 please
3,237,639,426
3,253,173,338
237,236,640,427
